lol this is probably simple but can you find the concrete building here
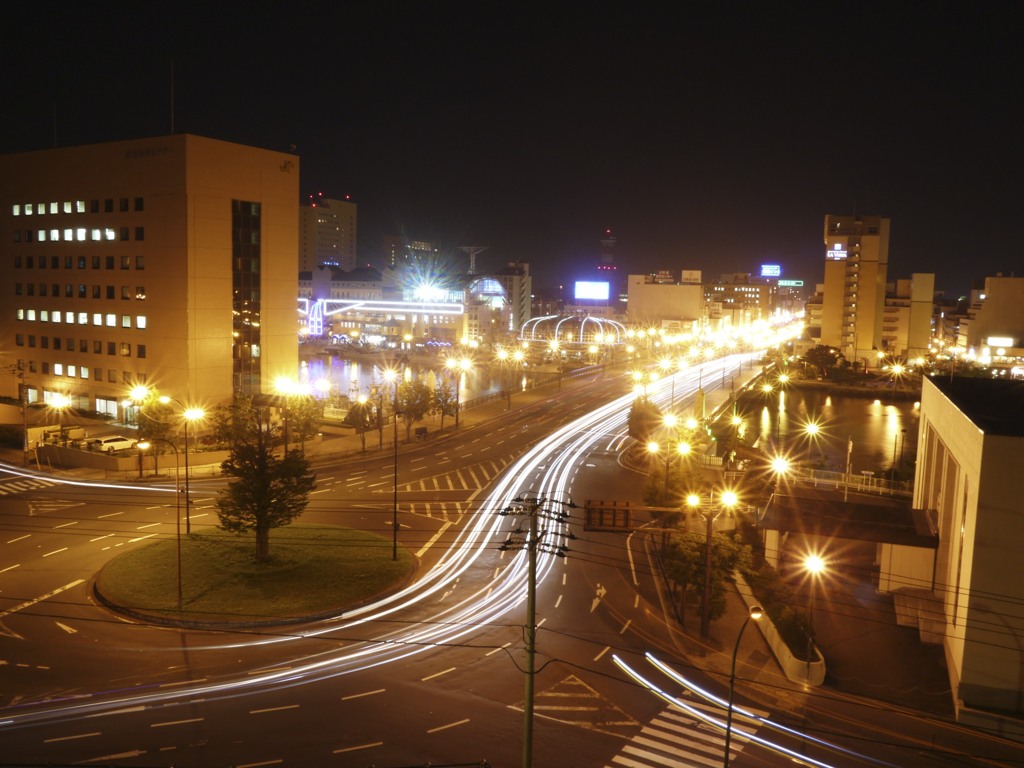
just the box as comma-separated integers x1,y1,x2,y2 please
1,134,299,416
954,275,1024,369
879,377,1024,733
491,261,533,335
820,215,890,367
299,194,357,272
625,273,704,331
879,273,935,361
704,273,774,329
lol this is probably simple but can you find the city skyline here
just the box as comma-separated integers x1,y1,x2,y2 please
1,4,1020,296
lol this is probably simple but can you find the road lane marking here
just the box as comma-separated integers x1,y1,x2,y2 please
128,533,158,543
620,619,632,634
6,534,30,543
415,522,452,558
44,732,100,743
554,594,563,608
249,704,299,714
333,742,382,754
53,521,77,529
42,547,68,557
594,646,610,661
150,717,203,728
421,667,456,681
237,760,283,767
0,564,19,574
56,622,77,634
426,718,469,733
486,642,512,657
341,688,384,700
97,511,124,518
136,523,160,530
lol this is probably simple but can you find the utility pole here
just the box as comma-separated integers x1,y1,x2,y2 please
499,496,577,768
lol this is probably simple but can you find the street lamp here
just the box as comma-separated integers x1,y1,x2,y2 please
646,439,692,493
158,395,205,534
445,356,473,428
687,487,738,641
50,393,72,447
724,604,764,767
804,553,826,681
137,437,182,610
383,368,400,561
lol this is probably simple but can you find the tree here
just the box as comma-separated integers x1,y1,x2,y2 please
432,379,458,430
135,394,175,447
397,379,433,440
344,398,374,452
286,394,324,452
662,530,752,631
803,345,842,378
627,397,661,444
215,402,316,562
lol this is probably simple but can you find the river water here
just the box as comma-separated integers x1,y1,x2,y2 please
739,385,920,478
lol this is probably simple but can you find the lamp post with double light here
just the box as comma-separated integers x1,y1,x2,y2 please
137,437,183,609
645,438,692,494
724,604,763,767
687,487,738,642
445,356,473,429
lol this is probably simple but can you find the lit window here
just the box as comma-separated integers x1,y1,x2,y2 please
51,312,60,324
105,228,116,241
40,310,49,322
91,229,101,241
105,314,116,327
50,229,58,241
38,230,47,242
76,228,86,241
135,286,145,300
92,313,102,326
35,203,44,214
49,202,58,214
16,309,24,320
26,309,35,321
68,365,76,377
12,204,20,216
121,315,131,328
64,201,73,214
80,367,89,379
74,312,84,324
120,343,131,357
136,315,147,329
54,363,63,376
63,228,72,241
76,200,85,213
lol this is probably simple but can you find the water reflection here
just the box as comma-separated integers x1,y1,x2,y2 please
744,387,919,476
299,354,503,401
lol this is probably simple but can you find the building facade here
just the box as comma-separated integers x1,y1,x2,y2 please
299,194,357,272
880,377,1024,732
820,215,890,367
0,134,299,416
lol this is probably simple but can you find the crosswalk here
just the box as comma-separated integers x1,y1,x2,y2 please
607,698,768,768
0,476,57,496
400,453,516,493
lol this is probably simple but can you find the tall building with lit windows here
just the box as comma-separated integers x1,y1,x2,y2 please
0,134,299,417
299,194,357,272
820,214,890,367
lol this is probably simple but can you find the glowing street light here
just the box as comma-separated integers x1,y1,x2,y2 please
137,437,182,609
50,393,72,447
646,439,692,492
804,553,827,680
445,356,473,428
687,487,739,641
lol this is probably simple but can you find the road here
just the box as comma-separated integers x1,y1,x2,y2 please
2,353,1023,767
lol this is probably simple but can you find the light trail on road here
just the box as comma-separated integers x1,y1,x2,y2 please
0,354,758,736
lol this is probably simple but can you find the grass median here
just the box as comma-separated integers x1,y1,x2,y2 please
95,524,416,626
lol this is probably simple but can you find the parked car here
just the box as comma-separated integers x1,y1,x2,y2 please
89,435,137,453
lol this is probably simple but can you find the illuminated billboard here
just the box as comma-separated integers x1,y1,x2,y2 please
760,264,782,277
574,281,610,301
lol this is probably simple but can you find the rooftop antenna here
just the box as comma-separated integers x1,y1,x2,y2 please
460,246,488,275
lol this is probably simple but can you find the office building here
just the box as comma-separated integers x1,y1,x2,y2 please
299,194,357,272
0,134,299,416
820,215,890,367
880,377,1024,731
879,273,935,361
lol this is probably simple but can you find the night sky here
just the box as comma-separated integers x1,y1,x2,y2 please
2,3,1020,297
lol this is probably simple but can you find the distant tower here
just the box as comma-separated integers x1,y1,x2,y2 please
461,246,488,275
599,229,616,268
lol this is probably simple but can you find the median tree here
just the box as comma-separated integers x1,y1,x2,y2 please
215,401,317,563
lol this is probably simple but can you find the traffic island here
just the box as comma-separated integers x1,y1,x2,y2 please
93,524,416,628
